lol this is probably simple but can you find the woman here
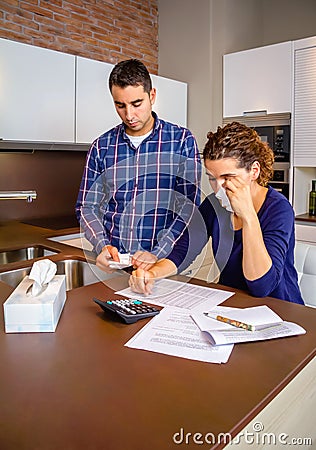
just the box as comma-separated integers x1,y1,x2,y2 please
129,122,303,304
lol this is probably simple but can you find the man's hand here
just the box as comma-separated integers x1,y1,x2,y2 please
96,245,120,273
131,251,158,270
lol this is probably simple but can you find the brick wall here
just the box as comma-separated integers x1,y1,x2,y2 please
0,0,158,73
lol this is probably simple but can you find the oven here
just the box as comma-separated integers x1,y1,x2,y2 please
223,113,291,199
269,161,290,198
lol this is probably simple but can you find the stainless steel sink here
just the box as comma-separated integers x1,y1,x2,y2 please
0,259,118,291
0,246,58,265
48,233,93,251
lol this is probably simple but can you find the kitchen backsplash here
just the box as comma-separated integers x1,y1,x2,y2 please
0,151,87,222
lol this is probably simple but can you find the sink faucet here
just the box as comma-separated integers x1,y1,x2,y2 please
0,190,37,202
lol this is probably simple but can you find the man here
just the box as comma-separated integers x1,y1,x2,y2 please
76,59,201,272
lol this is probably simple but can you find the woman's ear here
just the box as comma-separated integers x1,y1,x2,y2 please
250,161,260,181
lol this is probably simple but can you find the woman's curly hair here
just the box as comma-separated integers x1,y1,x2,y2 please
203,122,274,186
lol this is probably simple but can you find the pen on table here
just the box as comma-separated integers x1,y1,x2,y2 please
204,312,255,331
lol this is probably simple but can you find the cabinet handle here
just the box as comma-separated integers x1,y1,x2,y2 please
243,110,267,116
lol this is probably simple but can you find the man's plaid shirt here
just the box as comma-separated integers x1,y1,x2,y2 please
76,113,201,258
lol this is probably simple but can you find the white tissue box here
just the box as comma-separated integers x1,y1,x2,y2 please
3,275,67,333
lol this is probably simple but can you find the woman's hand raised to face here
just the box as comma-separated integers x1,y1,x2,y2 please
224,176,256,219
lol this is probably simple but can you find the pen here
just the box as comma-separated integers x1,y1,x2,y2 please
204,312,255,331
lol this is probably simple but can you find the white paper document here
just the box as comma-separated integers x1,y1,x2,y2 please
197,305,284,331
125,307,233,364
192,305,306,346
116,279,234,313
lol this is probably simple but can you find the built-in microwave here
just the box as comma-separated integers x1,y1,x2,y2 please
253,124,290,162
223,113,291,199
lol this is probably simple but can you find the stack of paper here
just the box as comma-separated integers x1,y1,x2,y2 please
116,278,234,313
191,305,306,346
122,279,306,365
126,307,233,364
122,279,235,364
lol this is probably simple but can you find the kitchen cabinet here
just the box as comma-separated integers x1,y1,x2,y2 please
295,222,316,245
223,41,292,118
294,170,316,244
0,38,187,146
0,38,75,142
75,57,117,144
293,36,316,167
293,171,316,244
76,56,187,144
293,167,316,216
150,74,187,128
291,36,316,221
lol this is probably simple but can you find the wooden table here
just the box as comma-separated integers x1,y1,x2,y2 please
1,276,316,450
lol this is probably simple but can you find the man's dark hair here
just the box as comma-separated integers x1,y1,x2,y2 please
109,59,152,94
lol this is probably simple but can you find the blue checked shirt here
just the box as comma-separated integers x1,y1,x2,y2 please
75,113,201,257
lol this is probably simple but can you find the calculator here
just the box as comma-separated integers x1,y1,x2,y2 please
93,297,160,324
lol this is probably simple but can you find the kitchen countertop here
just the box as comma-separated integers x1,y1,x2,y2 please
1,268,316,449
1,220,316,449
21,214,80,230
295,213,316,223
0,220,86,274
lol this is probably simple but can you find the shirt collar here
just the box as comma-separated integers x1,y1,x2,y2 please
120,111,160,142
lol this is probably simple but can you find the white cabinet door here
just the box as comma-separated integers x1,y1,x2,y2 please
0,39,188,145
223,41,292,118
0,38,75,142
76,56,188,144
295,223,316,244
293,37,316,167
76,57,118,144
151,74,187,127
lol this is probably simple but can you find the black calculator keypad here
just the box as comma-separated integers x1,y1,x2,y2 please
93,298,160,324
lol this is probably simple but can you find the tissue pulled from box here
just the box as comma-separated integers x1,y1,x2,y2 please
29,259,57,296
215,186,234,213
